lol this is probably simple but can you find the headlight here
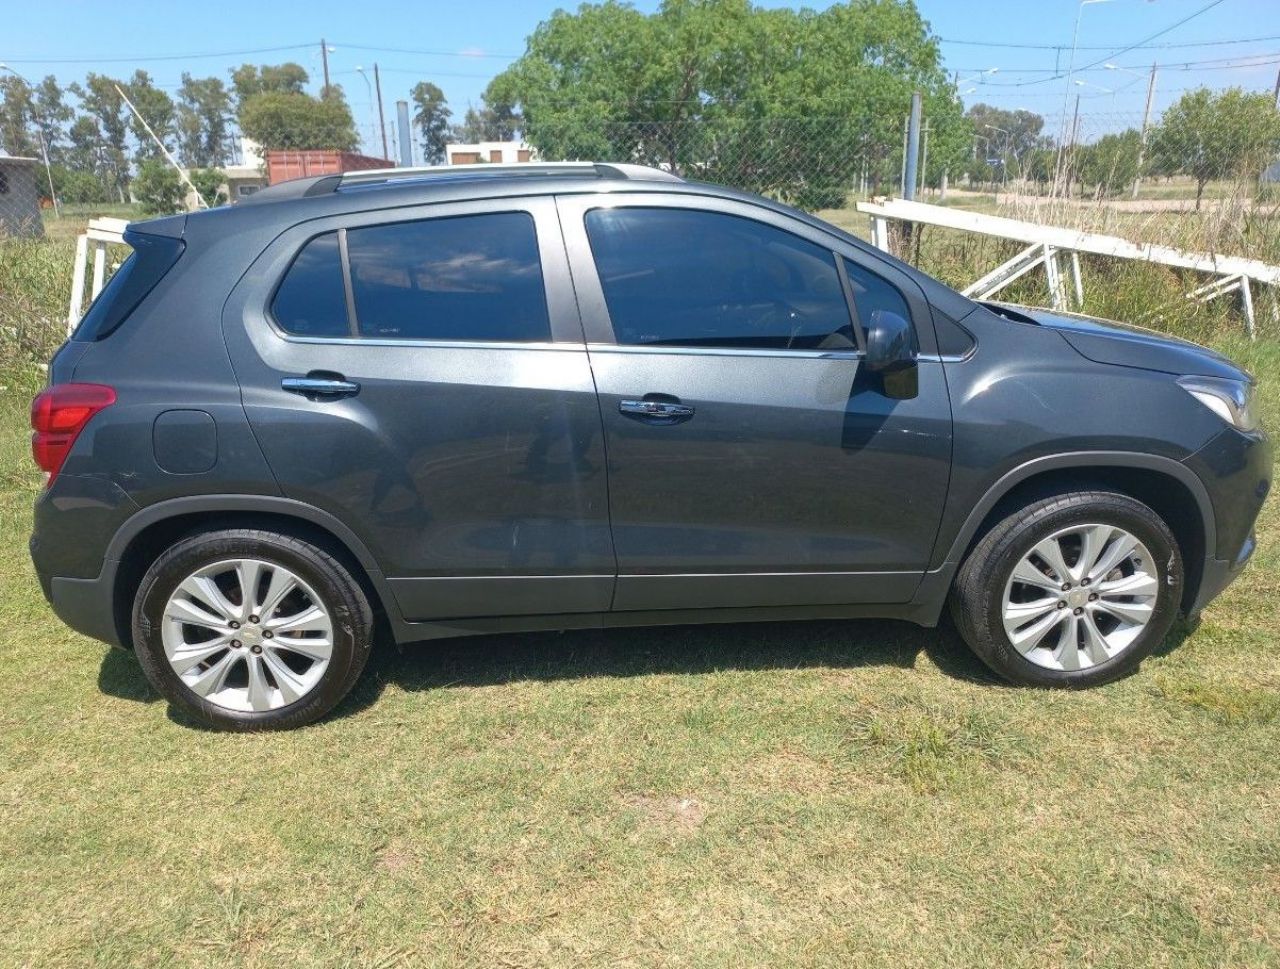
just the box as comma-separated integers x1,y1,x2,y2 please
1177,375,1259,432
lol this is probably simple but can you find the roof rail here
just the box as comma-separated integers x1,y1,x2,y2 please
243,161,681,203
338,161,683,187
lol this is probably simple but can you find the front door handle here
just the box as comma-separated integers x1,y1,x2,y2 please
619,398,695,423
281,375,360,399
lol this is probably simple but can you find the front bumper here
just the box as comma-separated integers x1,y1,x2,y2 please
1182,425,1272,614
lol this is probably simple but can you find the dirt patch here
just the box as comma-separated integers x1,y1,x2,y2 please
623,794,707,833
375,840,414,874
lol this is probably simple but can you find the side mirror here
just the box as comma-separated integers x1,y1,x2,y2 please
863,309,919,400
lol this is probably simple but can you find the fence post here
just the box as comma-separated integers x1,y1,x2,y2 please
67,233,89,333
904,92,921,202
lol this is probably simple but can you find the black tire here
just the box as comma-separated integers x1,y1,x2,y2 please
132,529,374,731
949,491,1182,688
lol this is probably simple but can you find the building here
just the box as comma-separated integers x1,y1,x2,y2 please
265,149,395,186
446,141,534,165
0,154,45,239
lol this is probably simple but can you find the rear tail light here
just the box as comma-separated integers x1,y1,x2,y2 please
30,383,117,486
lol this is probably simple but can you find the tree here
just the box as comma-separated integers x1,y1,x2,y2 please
964,104,1044,179
124,70,176,162
0,76,39,158
133,158,185,215
176,74,232,167
486,0,964,208
1152,87,1280,209
410,81,452,163
70,74,131,200
1079,128,1141,197
450,101,521,143
230,63,309,104
238,90,358,151
188,168,227,207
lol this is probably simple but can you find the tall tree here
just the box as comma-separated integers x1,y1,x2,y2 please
964,104,1045,176
124,70,176,162
1152,87,1280,209
70,74,131,199
410,81,452,162
486,0,966,207
176,73,232,167
0,76,39,158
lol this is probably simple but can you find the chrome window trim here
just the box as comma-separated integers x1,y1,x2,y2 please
271,335,578,352
585,343,863,360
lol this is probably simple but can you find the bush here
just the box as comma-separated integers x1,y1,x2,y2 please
133,160,184,216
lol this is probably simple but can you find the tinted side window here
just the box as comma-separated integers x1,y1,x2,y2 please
585,207,854,351
346,212,550,342
272,232,350,337
843,258,912,333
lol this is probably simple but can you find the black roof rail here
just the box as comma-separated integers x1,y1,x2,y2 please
242,161,681,203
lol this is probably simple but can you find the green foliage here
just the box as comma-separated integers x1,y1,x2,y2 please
1077,128,1142,198
49,166,112,204
410,82,452,164
188,168,227,208
132,158,184,216
1152,87,1280,207
176,74,232,168
237,91,358,152
230,63,310,104
123,70,175,162
487,0,965,207
69,74,131,198
0,76,40,159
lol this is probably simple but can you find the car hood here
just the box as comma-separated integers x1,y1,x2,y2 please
986,302,1248,381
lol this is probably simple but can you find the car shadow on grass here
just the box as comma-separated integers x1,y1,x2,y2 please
95,617,999,727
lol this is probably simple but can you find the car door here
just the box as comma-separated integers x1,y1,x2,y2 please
556,192,953,611
220,196,614,621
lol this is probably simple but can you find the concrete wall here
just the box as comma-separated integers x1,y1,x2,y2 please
0,159,45,239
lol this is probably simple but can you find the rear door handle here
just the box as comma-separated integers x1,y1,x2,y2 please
619,398,695,422
281,376,360,399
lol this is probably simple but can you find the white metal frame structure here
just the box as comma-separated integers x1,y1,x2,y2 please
67,217,129,335
856,198,1280,338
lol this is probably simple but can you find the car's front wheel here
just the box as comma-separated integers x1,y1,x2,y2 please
950,491,1182,687
132,529,374,730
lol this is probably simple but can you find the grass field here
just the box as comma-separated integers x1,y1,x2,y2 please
2,210,1279,966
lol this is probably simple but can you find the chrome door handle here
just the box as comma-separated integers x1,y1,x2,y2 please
619,399,695,421
281,376,360,399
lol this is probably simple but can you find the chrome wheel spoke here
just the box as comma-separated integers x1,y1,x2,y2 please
1088,532,1140,583
1095,597,1154,625
1032,536,1071,583
1010,558,1063,593
1072,525,1113,583
1099,572,1158,598
161,557,334,714
1080,612,1111,666
1055,614,1082,671
1003,597,1059,636
1010,607,1068,653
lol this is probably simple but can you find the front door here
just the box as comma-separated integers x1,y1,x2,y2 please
557,193,952,611
221,198,614,621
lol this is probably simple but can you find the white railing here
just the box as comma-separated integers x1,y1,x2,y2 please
67,217,129,335
856,198,1280,338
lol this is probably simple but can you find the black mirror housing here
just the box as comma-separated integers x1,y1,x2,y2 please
863,309,920,399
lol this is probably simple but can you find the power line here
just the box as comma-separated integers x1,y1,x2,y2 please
939,31,1280,51
332,43,519,60
955,52,1280,75
984,0,1230,87
0,43,318,65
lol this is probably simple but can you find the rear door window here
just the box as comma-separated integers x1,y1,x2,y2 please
271,231,349,337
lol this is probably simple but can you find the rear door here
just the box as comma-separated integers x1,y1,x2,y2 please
221,197,614,621
556,192,953,612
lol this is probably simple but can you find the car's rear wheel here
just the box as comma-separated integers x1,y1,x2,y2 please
132,529,373,730
949,491,1182,687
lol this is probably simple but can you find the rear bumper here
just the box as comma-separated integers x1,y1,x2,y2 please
43,568,125,648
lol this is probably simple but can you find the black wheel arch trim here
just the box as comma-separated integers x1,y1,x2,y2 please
104,493,404,624
935,450,1216,573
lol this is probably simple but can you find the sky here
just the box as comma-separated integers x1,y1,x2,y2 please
2,0,1278,156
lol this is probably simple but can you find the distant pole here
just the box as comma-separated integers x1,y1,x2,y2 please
1068,93,1082,197
374,64,389,161
899,114,908,196
920,120,930,197
1273,64,1280,109
904,91,922,202
320,39,331,97
396,100,413,167
1133,63,1158,199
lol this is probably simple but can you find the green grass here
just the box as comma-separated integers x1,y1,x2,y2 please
1,229,1280,967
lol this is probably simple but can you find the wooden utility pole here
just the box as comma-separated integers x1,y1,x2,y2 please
321,39,331,97
1133,62,1158,199
374,63,389,161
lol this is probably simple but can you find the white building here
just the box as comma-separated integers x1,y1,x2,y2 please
446,141,534,165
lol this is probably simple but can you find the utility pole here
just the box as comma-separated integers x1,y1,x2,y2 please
1133,62,1158,199
320,38,331,97
899,114,909,196
919,120,931,198
374,63,389,161
1273,64,1280,109
904,91,922,202
1067,93,1081,197
396,101,413,168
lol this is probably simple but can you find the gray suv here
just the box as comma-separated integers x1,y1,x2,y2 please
30,163,1272,730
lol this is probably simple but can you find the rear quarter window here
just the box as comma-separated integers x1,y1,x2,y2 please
72,231,185,341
